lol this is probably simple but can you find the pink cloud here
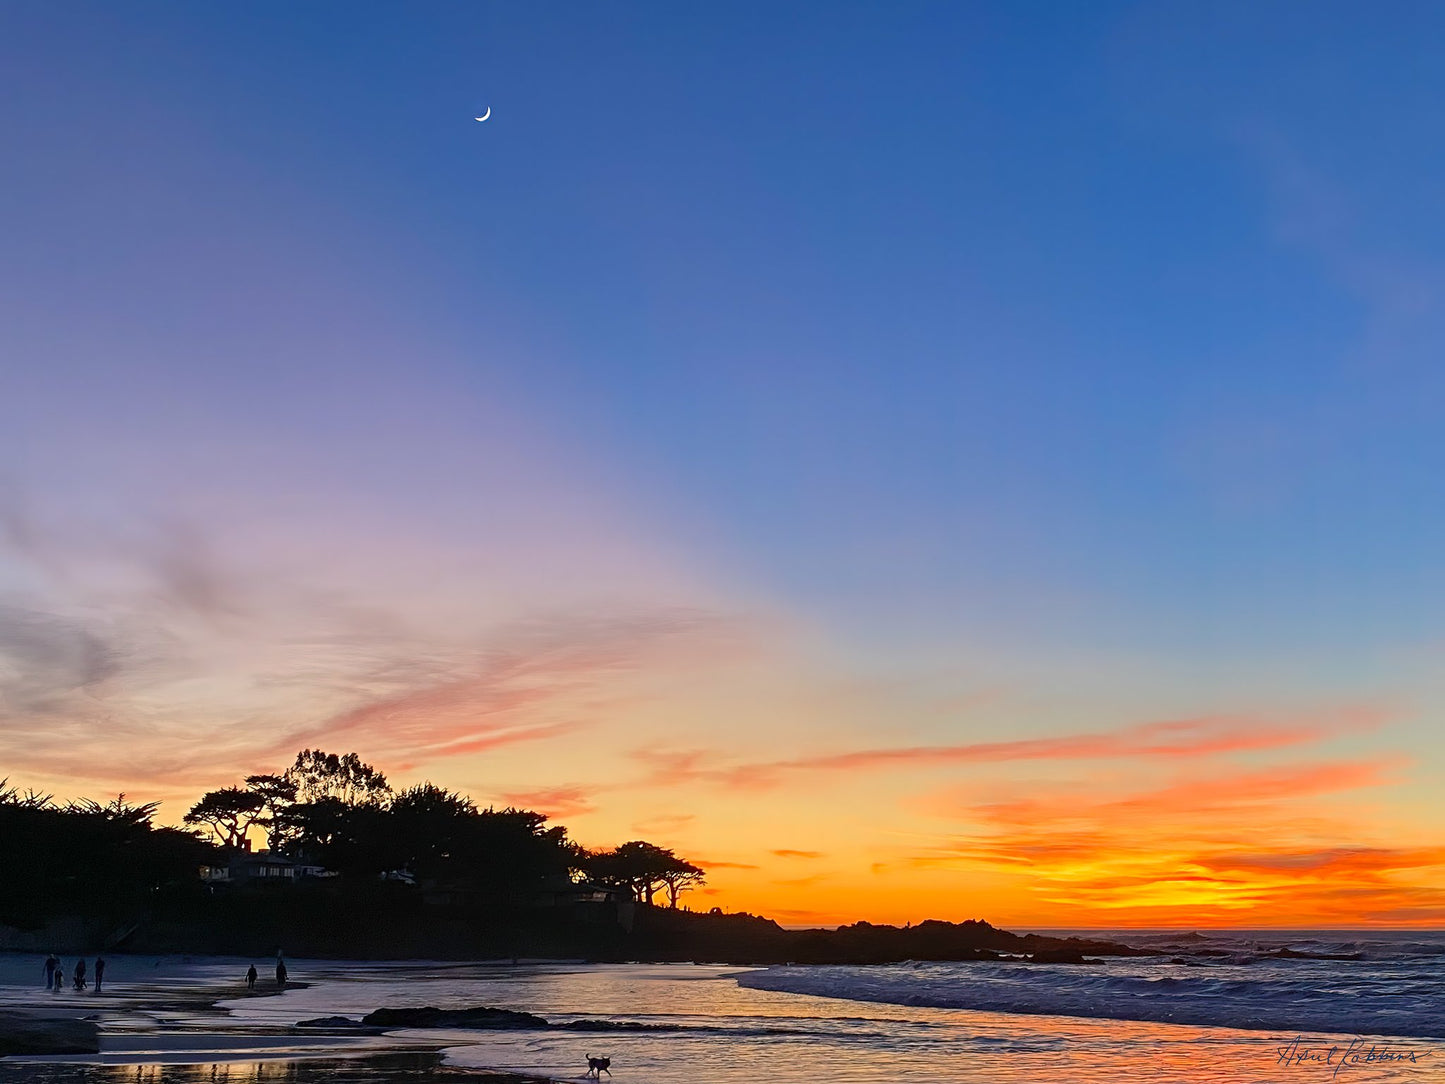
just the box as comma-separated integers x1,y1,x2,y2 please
31,607,743,794
634,706,1388,790
496,784,597,819
953,756,1407,827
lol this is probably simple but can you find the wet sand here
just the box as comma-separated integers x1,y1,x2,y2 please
0,1050,548,1082
0,962,558,1083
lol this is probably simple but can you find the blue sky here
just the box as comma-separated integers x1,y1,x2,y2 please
4,2,1445,923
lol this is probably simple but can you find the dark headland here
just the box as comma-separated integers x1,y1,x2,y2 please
2,891,1142,964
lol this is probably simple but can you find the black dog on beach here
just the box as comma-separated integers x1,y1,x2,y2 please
585,1054,612,1077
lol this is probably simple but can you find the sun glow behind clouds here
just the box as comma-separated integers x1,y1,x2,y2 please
2,468,1442,925
7,1,1445,929
2,314,1440,925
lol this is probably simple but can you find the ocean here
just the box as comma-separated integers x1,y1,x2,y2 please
3,930,1444,1082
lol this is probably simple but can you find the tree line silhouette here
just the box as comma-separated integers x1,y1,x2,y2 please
1,755,1145,966
183,749,705,907
0,749,704,935
0,783,210,930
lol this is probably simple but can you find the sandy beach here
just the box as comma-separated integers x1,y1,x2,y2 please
0,956,550,1083
0,1051,539,1083
4,946,1445,1083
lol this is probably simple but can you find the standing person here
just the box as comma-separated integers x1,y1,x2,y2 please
72,958,86,991
93,957,106,993
274,956,288,989
245,964,257,991
51,960,63,993
43,954,57,989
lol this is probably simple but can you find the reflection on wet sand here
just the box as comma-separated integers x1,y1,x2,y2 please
0,1053,547,1083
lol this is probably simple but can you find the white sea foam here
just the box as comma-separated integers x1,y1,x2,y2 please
736,931,1445,1039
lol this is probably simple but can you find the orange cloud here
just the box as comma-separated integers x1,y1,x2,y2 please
693,858,760,870
496,785,596,819
634,706,1387,790
894,753,1438,925
772,849,826,859
1202,846,1445,875
949,756,1408,827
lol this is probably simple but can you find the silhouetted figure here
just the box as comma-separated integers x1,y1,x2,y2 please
51,960,63,994
275,959,287,988
246,964,257,990
72,959,86,991
586,1054,612,1078
43,954,58,989
94,957,105,993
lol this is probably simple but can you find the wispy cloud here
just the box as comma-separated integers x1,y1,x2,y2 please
693,858,760,871
632,707,1386,790
145,522,246,622
0,603,122,715
0,506,749,801
280,609,750,775
948,757,1407,826
496,784,597,819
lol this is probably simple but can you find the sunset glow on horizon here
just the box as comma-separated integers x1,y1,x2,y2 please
5,2,1445,931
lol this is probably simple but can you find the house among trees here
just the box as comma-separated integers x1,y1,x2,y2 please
531,876,632,927
200,845,328,885
184,750,707,924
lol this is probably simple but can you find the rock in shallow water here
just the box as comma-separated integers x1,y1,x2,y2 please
360,1006,550,1029
0,1011,101,1055
295,1015,374,1029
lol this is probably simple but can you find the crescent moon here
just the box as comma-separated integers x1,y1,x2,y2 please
474,108,491,122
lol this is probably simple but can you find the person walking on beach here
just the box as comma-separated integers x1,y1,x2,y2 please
275,957,287,989
246,964,257,991
72,958,86,991
43,954,58,989
51,960,63,993
94,957,105,993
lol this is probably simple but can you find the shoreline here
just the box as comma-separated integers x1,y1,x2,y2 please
0,974,562,1083
5,949,1443,1083
0,1051,556,1083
